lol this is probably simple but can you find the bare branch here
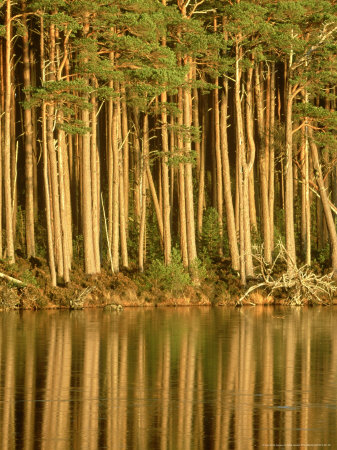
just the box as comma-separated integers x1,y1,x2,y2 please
237,241,337,306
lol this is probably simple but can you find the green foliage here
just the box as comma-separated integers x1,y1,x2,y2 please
73,235,84,264
200,208,222,259
21,270,39,287
145,248,191,295
164,149,197,167
317,243,330,267
190,258,209,284
146,209,163,262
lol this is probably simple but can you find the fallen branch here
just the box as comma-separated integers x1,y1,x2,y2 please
237,241,337,306
0,271,26,287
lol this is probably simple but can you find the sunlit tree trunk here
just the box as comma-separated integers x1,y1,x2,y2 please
22,1,35,257
111,84,120,272
161,89,172,265
184,61,198,268
269,62,275,252
138,113,149,272
47,23,64,278
117,90,128,269
235,40,254,283
310,128,337,276
120,84,129,235
220,79,240,271
40,16,56,286
214,75,223,255
4,0,15,263
90,85,101,272
285,56,297,270
82,15,96,274
245,64,258,232
255,63,272,264
197,93,206,238
177,87,188,267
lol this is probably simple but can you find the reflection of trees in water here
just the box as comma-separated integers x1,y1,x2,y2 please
0,313,16,450
41,314,72,450
0,309,336,448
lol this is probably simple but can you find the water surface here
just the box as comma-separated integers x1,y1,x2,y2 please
0,306,336,449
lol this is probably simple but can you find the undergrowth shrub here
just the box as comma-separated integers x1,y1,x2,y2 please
146,247,191,294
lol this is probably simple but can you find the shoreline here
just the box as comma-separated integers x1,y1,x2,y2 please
0,256,335,311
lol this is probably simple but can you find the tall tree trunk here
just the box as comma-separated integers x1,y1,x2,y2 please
138,113,149,272
177,87,188,267
183,62,198,268
160,4,172,265
197,93,206,238
57,112,70,283
4,0,15,263
255,63,272,264
285,62,297,270
161,90,172,265
47,23,63,277
235,40,254,281
0,43,3,259
81,15,96,274
214,75,223,255
245,65,258,232
111,84,120,273
269,62,275,252
116,91,128,269
40,16,56,286
90,88,100,272
22,1,35,257
310,129,337,276
220,80,240,271
120,84,129,236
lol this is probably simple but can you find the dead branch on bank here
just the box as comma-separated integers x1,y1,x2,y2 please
236,241,337,306
0,271,26,287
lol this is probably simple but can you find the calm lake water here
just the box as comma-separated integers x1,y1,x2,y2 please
0,306,336,449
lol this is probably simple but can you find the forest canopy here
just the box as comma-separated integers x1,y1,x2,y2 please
0,0,337,288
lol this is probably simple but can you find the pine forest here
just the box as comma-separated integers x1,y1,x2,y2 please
0,0,337,307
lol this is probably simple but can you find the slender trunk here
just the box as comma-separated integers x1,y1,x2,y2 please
4,0,15,263
0,44,3,258
285,67,297,270
57,112,70,283
22,2,35,257
220,81,240,271
111,85,120,273
47,23,63,277
269,62,275,252
40,17,56,286
245,65,258,232
146,167,164,246
117,91,128,269
255,64,272,264
138,114,149,272
235,41,253,281
184,62,198,267
160,13,171,264
310,129,337,276
108,91,113,247
91,87,101,272
82,16,96,274
133,108,141,225
178,87,188,267
197,94,206,238
214,76,223,255
301,82,311,266
120,84,129,235
161,90,172,265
